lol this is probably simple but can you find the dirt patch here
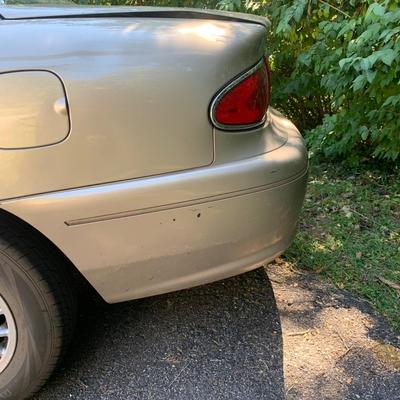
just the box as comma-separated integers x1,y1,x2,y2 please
266,261,400,400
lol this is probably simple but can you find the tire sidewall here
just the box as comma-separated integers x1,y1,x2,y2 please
0,251,53,400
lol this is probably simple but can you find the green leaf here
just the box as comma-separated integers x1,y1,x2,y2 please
359,126,369,140
352,75,367,92
380,49,396,66
366,70,377,83
367,52,380,66
293,0,308,22
339,57,351,69
360,58,371,71
382,95,400,107
365,3,386,20
298,52,312,67
367,49,397,67
337,20,356,37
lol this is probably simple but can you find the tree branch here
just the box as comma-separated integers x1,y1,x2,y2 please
318,0,351,18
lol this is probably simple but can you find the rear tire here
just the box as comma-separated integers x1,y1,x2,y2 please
0,217,77,400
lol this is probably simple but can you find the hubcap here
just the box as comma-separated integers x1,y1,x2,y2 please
0,295,17,374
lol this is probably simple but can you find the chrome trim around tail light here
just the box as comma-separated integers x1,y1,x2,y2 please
209,58,269,132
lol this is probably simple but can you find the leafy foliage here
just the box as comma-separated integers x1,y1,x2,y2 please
72,0,400,162
267,0,400,162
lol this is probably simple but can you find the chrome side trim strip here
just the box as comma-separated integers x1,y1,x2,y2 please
65,167,308,226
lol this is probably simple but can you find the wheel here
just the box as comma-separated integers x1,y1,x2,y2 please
0,215,77,400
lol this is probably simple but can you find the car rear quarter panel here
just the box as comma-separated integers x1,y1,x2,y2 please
0,17,266,200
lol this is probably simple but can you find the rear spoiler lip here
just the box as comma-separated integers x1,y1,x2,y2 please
0,7,270,28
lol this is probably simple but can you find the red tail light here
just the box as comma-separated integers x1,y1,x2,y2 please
210,58,271,131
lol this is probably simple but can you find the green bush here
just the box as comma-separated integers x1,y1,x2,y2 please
266,0,400,163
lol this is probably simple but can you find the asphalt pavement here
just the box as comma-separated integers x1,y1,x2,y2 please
34,267,400,400
35,269,284,400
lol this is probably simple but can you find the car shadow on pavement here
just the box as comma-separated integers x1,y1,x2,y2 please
34,268,284,400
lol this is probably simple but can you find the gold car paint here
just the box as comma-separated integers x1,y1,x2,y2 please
0,15,266,200
0,7,308,303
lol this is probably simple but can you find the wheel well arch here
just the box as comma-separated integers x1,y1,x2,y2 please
0,208,92,291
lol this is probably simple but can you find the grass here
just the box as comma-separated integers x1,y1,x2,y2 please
285,161,400,331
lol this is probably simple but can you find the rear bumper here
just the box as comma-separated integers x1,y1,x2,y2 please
110,169,307,302
1,112,308,303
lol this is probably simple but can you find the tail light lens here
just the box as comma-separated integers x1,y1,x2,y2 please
210,58,271,131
